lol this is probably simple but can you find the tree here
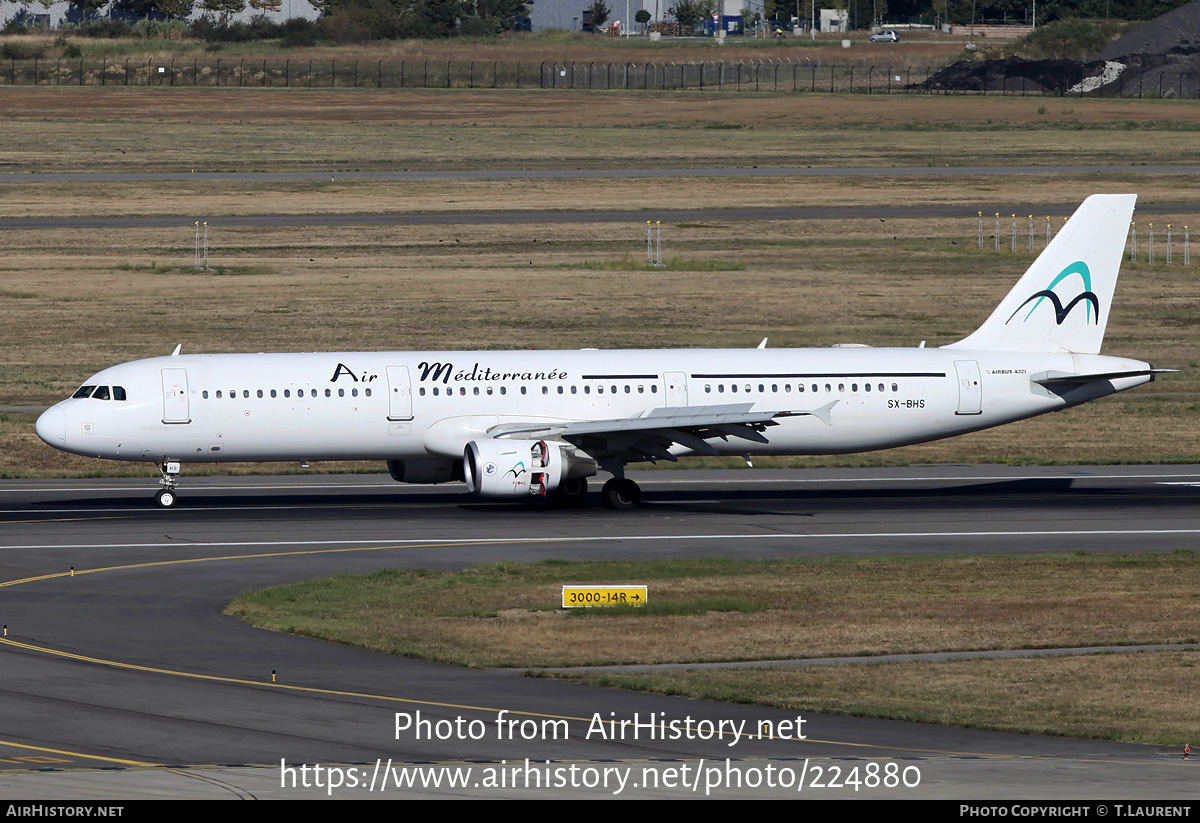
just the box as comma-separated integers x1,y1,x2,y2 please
155,0,194,16
198,0,246,22
248,0,282,12
586,0,609,27
70,0,109,16
668,0,713,26
634,7,650,29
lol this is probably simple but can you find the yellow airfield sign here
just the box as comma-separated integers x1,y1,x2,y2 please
561,585,648,609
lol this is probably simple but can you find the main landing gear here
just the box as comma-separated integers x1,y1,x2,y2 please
601,477,641,510
156,461,180,508
552,476,589,507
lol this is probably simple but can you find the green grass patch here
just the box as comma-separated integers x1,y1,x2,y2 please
570,596,765,617
573,254,743,272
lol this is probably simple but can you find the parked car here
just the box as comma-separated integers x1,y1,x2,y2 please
869,29,900,42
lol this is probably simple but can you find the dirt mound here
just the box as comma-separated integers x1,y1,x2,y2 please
922,56,1086,94
1097,0,1200,60
923,3,1200,97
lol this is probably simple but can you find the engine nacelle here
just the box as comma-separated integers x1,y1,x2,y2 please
464,439,567,497
387,458,461,484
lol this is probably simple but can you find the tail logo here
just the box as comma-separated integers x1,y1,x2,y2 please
1005,261,1099,326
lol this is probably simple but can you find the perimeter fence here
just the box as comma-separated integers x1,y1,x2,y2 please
2,56,1197,98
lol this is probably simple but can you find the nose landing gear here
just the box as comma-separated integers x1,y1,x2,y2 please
156,461,181,508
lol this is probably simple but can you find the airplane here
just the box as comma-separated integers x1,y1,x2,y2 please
35,194,1168,510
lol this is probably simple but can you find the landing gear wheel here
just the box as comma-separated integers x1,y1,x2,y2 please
155,488,177,508
601,478,641,510
553,477,589,507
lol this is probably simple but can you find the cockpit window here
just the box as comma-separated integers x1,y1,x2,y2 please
92,385,111,400
72,385,96,399
113,386,127,401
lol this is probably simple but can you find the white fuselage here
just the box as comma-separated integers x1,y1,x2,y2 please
35,346,1152,465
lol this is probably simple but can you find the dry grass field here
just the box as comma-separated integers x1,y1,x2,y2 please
228,554,1200,744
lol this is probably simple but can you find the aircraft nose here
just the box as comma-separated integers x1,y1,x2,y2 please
35,406,66,446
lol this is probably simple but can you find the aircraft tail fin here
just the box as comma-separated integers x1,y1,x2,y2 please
946,194,1136,355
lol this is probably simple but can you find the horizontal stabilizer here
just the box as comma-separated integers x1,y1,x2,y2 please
1031,368,1176,386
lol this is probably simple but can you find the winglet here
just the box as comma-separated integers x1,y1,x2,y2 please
170,344,182,356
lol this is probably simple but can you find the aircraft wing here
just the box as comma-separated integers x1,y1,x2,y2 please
488,401,838,463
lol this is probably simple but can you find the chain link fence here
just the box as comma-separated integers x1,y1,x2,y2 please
3,56,1196,97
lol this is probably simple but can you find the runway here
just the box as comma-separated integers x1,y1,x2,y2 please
1,466,1197,799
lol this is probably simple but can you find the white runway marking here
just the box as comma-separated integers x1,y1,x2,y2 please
5,529,1200,552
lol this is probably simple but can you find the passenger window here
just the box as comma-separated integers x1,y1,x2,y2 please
271,389,277,398
651,385,657,393
283,389,290,398
500,387,507,396
541,386,548,395
705,384,712,393
257,389,264,398
203,390,209,399
365,388,372,397
243,390,250,398
557,386,564,394
339,388,345,397
785,384,791,393
352,388,358,397
521,387,527,395
217,390,223,399
72,385,96,399
474,387,480,396
325,389,331,397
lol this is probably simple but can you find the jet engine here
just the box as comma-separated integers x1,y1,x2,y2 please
464,439,592,497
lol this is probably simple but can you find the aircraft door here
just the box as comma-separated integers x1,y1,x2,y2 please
665,371,688,406
953,360,983,415
386,366,414,421
161,368,191,424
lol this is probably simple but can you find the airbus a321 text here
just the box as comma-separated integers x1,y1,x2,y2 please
37,194,1168,510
